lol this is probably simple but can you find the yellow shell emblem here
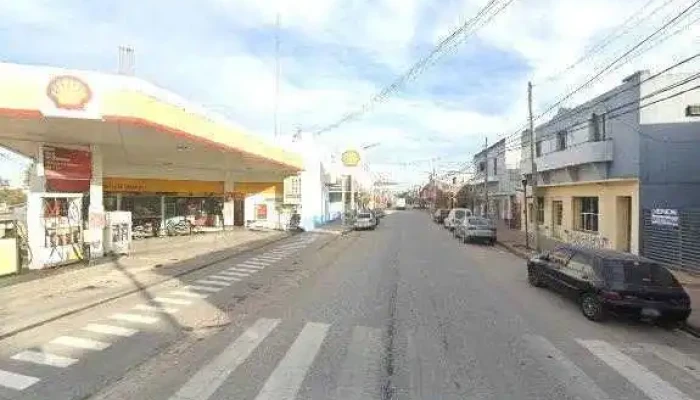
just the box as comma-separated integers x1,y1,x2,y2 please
46,75,92,110
341,149,361,167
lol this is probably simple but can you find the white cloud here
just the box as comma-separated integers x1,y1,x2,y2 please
2,0,699,188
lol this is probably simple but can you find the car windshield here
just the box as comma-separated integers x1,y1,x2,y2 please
358,213,372,219
604,260,679,288
467,218,489,226
454,210,466,219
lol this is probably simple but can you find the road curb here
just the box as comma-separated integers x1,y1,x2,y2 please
496,240,531,260
0,232,297,341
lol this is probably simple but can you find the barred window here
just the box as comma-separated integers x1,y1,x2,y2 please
574,197,598,232
537,197,544,224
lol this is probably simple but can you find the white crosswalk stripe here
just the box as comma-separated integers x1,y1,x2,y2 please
195,279,231,287
109,313,158,325
254,322,330,400
228,267,259,273
11,350,78,368
0,369,40,390
133,304,180,314
51,336,110,351
578,339,694,400
636,343,700,381
524,335,611,400
236,263,265,269
245,260,270,266
83,323,139,337
168,318,280,400
154,297,193,305
218,271,250,277
169,290,209,299
207,275,241,282
183,285,222,293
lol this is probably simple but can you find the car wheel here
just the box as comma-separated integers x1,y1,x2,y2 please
527,267,545,287
580,293,606,322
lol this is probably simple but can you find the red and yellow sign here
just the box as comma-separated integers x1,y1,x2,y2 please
104,177,224,194
43,146,92,192
46,75,92,110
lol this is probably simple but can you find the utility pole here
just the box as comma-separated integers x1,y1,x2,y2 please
341,175,347,223
484,136,489,217
528,81,540,252
350,174,355,211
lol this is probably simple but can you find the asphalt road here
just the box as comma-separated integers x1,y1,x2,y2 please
2,210,700,399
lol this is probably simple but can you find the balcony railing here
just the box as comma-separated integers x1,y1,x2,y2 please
521,139,613,174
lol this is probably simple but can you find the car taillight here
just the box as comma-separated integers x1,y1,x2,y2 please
601,291,622,300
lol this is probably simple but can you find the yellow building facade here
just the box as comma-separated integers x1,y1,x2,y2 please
522,179,639,254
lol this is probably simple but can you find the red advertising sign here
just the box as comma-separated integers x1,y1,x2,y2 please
255,204,268,220
43,146,92,192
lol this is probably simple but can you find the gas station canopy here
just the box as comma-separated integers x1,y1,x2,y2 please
0,62,303,181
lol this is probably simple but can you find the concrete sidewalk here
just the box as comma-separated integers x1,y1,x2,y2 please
309,218,354,235
495,222,700,335
0,228,292,339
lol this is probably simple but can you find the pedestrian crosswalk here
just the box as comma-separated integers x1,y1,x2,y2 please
578,339,694,400
21,232,700,400
163,319,700,400
2,308,700,400
0,234,322,393
170,322,700,400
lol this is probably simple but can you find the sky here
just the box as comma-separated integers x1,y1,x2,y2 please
0,0,699,188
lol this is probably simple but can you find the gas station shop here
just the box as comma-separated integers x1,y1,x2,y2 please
0,62,302,271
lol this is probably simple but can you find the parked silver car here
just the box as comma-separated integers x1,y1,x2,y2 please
455,217,496,245
443,208,472,231
353,212,377,230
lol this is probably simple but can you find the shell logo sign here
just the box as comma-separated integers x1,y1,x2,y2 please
341,149,361,167
46,75,92,110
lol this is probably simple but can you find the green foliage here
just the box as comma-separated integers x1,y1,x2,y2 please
0,188,26,206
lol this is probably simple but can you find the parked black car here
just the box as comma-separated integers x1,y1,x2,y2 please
527,245,691,324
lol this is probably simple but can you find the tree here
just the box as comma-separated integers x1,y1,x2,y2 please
0,187,26,206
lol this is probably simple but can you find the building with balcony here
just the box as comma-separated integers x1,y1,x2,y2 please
520,70,700,265
471,138,521,226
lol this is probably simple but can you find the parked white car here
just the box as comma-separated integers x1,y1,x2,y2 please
455,217,497,245
443,208,472,231
353,212,377,230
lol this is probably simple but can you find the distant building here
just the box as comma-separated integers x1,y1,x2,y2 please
471,138,521,227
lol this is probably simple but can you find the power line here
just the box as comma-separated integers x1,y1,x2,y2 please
497,47,700,148
537,0,674,84
487,72,700,160
313,0,515,136
531,0,700,125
